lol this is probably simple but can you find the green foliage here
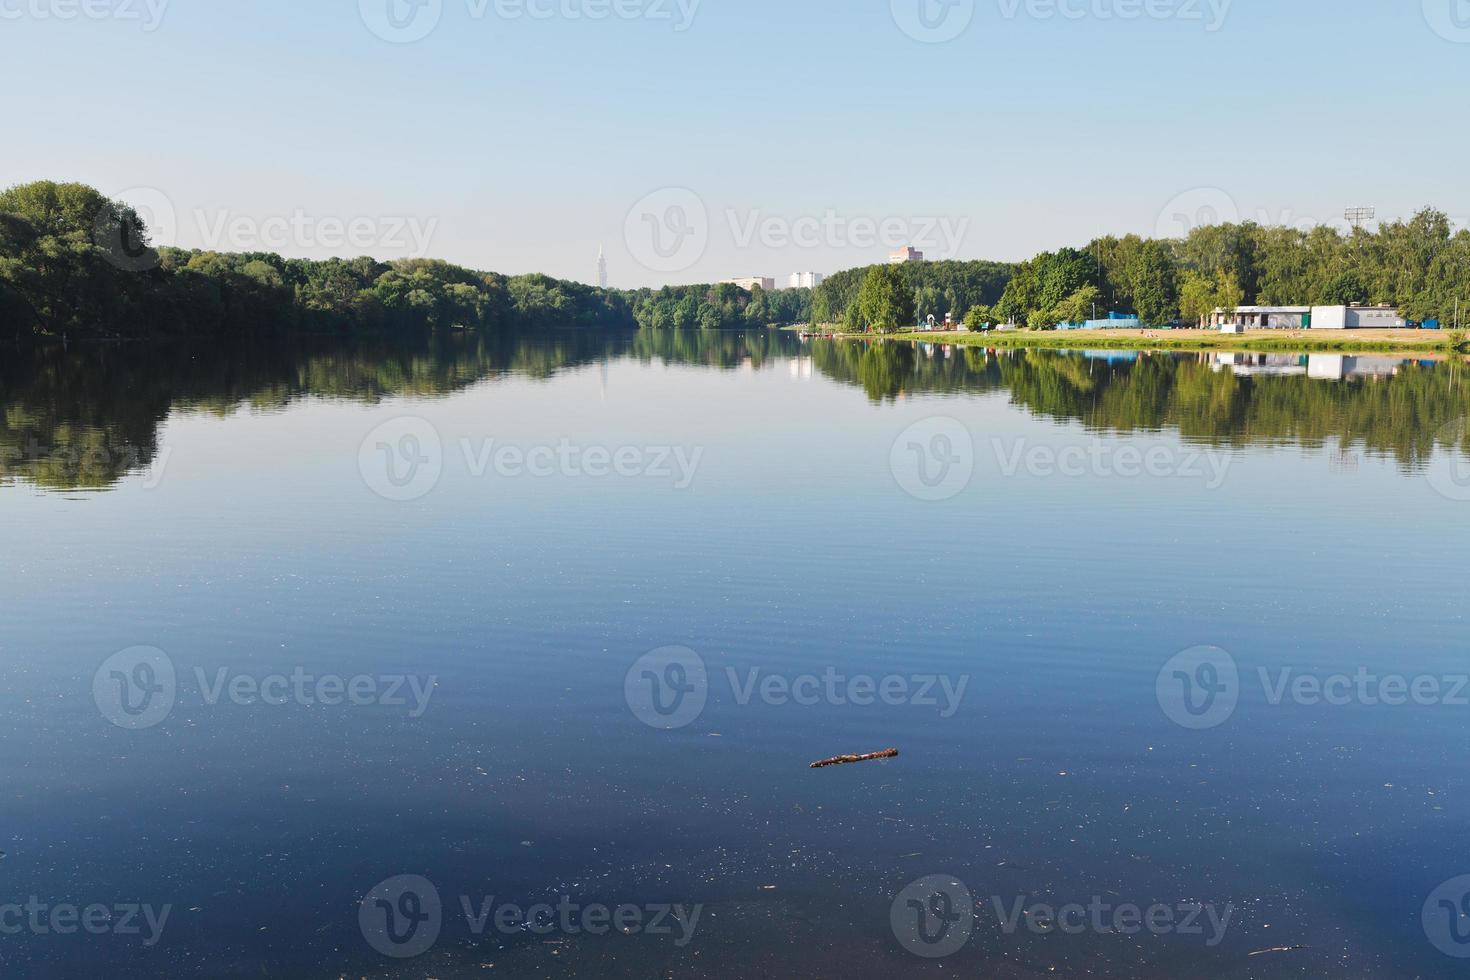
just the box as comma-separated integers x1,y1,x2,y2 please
1177,270,1219,327
997,248,1101,328
0,181,160,334
628,284,810,331
990,208,1470,328
1048,285,1100,327
8,181,1469,339
856,265,916,333
963,304,994,331
1127,240,1179,325
811,259,1012,327
0,181,630,339
1216,270,1244,314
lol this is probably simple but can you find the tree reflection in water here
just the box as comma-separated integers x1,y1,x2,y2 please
2,330,1466,490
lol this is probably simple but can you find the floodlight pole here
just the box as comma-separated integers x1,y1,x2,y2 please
1345,207,1376,231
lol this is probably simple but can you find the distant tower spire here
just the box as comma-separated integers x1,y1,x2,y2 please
597,245,608,289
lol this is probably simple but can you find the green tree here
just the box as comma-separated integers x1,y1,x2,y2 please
857,265,916,333
1127,240,1178,325
1050,285,1100,327
1217,270,1244,316
0,180,155,335
1322,270,1367,306
1178,271,1218,328
811,259,1012,327
963,304,994,331
744,284,770,326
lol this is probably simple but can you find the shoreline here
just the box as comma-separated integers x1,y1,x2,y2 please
812,327,1468,357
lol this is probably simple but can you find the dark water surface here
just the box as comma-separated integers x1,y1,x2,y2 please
2,331,1469,978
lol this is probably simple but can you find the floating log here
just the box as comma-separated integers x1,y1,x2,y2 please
809,749,899,769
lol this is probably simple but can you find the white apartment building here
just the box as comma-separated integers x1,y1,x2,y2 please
720,277,776,292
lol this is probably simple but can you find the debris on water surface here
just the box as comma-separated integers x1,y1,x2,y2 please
1249,945,1309,956
809,748,899,769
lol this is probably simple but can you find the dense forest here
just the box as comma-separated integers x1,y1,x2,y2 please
0,182,812,340
986,210,1470,331
628,282,810,331
0,182,636,338
811,259,1014,330
814,211,1470,333
6,181,1470,339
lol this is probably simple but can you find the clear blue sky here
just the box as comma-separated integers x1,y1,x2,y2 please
4,0,1467,287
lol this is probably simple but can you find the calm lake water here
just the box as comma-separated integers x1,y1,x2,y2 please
2,331,1469,978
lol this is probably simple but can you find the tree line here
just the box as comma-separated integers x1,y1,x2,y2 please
811,259,1013,331
990,210,1470,331
7,181,1469,339
628,283,811,331
814,211,1470,333
0,182,812,341
0,182,639,339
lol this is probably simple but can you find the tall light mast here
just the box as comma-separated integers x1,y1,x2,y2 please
1344,207,1376,232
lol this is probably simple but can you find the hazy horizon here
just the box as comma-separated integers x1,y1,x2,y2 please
5,0,1469,288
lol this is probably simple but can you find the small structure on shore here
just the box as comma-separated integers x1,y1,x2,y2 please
1212,304,1407,331
1055,312,1142,330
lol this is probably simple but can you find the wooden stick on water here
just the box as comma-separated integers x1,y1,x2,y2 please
809,749,899,769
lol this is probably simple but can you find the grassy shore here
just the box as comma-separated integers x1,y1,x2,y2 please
818,327,1468,356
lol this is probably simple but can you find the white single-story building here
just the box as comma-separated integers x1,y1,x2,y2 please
1211,306,1311,330
1310,304,1407,330
1214,303,1406,331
